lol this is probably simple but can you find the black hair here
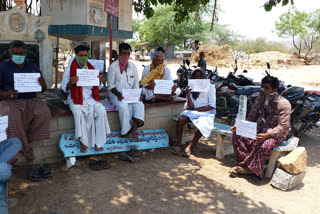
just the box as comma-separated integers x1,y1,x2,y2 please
75,45,90,54
119,43,131,54
156,46,165,53
112,50,117,54
9,40,25,51
262,75,279,90
199,52,205,56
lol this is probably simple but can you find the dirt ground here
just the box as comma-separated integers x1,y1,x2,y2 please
8,61,320,214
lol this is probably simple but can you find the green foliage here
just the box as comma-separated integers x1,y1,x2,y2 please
132,0,210,23
235,38,290,54
264,0,294,12
137,6,204,47
275,8,320,58
204,24,240,47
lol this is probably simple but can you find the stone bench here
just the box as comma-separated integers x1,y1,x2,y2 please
14,89,186,165
265,136,299,178
172,116,234,159
0,182,8,214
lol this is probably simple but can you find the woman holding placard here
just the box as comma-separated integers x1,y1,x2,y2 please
172,67,216,157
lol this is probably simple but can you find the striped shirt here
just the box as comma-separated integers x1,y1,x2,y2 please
247,93,291,141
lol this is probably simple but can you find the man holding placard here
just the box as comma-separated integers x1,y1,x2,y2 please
172,67,216,157
0,40,51,165
230,76,291,178
108,43,144,142
139,51,175,102
61,44,110,153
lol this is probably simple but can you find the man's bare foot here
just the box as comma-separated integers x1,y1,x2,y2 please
237,161,246,167
95,146,104,152
128,132,141,142
80,144,87,153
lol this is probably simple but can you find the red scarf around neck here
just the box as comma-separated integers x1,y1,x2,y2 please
70,59,100,105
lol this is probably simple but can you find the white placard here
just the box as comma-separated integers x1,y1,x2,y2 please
76,69,100,87
188,79,210,92
154,80,174,95
14,73,41,93
88,59,105,73
0,116,8,142
235,119,257,140
122,89,141,103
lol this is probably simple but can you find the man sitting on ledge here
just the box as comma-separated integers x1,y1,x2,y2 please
0,40,51,166
230,76,291,178
107,43,145,142
61,44,111,153
140,51,176,102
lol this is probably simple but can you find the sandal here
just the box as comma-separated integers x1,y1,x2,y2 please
28,168,40,182
126,148,139,158
39,165,52,178
119,153,136,163
229,167,239,177
182,150,191,157
88,160,102,170
98,159,111,169
170,146,181,155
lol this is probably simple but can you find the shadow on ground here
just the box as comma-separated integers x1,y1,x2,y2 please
9,149,284,214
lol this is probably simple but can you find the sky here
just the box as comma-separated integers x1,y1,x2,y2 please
133,0,320,42
217,0,320,41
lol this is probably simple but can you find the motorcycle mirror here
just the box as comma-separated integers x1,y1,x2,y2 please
186,59,190,67
235,59,237,65
183,59,186,65
243,69,248,73
267,62,270,69
265,70,270,76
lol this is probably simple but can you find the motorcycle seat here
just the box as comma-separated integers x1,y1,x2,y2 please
235,85,261,96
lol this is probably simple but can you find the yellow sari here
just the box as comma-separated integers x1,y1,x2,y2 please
139,63,165,87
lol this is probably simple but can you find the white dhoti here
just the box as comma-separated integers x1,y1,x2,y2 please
69,102,111,148
109,93,145,135
179,110,215,138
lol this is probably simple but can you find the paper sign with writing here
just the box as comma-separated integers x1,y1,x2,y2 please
235,119,257,140
104,0,119,17
122,88,141,103
0,116,8,142
188,79,210,92
14,73,41,93
154,80,174,94
76,69,100,87
88,59,105,73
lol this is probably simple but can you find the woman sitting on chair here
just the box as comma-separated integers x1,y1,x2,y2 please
171,67,216,157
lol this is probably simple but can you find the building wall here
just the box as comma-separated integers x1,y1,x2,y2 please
41,0,87,26
0,7,53,87
118,0,132,31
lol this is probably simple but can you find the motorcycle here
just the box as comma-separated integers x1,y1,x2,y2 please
174,59,192,97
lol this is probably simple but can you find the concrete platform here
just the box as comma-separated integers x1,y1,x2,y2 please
15,89,185,165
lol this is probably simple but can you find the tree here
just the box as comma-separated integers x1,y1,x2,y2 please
137,6,204,52
275,8,320,58
133,0,294,23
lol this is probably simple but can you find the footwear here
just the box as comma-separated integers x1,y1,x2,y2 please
28,168,40,181
88,160,102,170
126,148,139,158
38,165,52,178
182,150,191,157
170,146,181,155
229,166,239,177
98,159,111,169
119,153,136,163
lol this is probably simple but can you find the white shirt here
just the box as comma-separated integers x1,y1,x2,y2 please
107,60,139,93
141,64,172,82
61,59,104,105
185,84,216,112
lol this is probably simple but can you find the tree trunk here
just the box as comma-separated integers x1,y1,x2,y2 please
164,37,171,58
210,0,218,32
292,35,302,58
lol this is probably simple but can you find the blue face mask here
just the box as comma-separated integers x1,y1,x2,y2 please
12,55,25,65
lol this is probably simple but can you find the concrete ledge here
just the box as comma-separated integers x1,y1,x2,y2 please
17,97,186,165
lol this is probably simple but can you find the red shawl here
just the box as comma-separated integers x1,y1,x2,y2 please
70,59,100,105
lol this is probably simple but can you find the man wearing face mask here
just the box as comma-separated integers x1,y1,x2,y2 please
61,44,110,153
0,40,51,168
107,43,144,142
230,76,291,178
